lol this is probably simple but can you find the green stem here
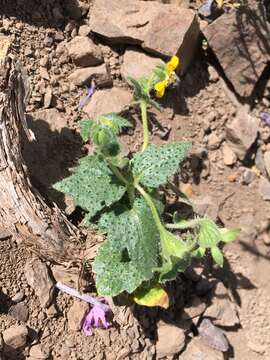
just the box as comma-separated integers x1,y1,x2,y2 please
165,219,200,230
107,161,130,187
136,184,164,233
140,101,149,152
106,159,135,206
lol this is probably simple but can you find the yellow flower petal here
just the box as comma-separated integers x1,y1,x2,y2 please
155,81,166,98
166,55,179,74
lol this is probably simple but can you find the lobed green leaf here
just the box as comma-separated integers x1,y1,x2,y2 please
93,198,160,296
132,142,191,188
54,155,126,220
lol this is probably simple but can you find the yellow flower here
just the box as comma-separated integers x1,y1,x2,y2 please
155,81,167,98
166,55,179,74
154,56,180,98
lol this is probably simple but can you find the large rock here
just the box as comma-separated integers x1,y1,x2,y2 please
2,325,28,350
203,3,270,97
121,48,163,80
198,318,229,352
66,36,103,67
84,87,132,119
24,257,54,308
204,282,239,327
180,337,223,360
226,111,259,160
90,0,199,73
68,63,112,87
156,321,185,358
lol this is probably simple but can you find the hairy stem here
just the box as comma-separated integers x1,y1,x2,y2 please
106,160,130,187
136,184,164,233
106,159,134,206
165,219,201,230
140,101,149,152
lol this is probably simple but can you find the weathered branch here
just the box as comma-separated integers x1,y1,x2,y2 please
0,37,83,264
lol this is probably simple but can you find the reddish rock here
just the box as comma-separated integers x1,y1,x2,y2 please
121,48,163,80
3,325,28,350
203,4,270,97
90,0,199,73
84,87,132,119
68,64,112,87
66,36,103,67
226,110,259,160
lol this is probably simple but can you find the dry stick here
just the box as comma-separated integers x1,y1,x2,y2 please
0,40,84,265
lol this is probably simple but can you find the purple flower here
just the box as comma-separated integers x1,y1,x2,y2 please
260,112,270,126
82,301,110,336
78,82,96,110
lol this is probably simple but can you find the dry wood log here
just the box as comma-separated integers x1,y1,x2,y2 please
0,36,83,264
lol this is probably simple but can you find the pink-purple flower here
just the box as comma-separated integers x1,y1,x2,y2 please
260,112,270,126
82,301,110,336
78,82,96,110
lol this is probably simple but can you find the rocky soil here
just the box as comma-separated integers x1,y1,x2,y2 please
1,0,270,359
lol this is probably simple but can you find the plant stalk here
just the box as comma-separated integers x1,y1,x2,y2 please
140,100,149,152
136,184,164,233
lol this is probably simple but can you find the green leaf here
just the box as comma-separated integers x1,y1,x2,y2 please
98,113,131,134
54,155,126,220
127,76,151,103
133,284,169,309
153,63,167,82
198,219,221,248
80,119,94,142
132,142,191,188
220,228,241,243
192,246,206,258
158,228,193,282
211,246,224,267
93,198,160,296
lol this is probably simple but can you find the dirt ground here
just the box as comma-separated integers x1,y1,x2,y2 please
1,0,270,359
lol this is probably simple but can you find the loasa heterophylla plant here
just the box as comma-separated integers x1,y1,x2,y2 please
54,56,240,308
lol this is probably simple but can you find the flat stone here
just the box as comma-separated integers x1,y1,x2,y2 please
207,133,222,150
258,177,270,201
156,321,185,358
11,291,24,303
241,168,256,185
203,4,270,97
67,300,89,331
180,337,223,360
226,111,259,160
198,318,229,352
29,344,50,359
8,303,29,322
24,257,54,308
204,282,239,327
84,87,132,119
68,63,112,87
66,36,103,67
2,325,28,350
90,0,199,73
223,142,237,166
121,48,163,80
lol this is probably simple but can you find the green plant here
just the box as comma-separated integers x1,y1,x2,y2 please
54,57,240,308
